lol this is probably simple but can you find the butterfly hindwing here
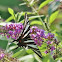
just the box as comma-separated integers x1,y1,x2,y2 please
28,44,42,58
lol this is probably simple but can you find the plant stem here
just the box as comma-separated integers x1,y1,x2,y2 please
44,22,51,32
56,44,57,54
5,40,10,53
31,6,51,32
31,6,47,30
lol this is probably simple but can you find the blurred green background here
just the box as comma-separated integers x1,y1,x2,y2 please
0,0,45,19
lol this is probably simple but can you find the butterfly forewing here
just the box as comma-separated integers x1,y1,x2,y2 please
16,13,30,41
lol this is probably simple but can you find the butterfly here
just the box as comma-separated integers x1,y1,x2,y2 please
12,13,42,58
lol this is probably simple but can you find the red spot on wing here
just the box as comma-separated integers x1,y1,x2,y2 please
19,40,21,43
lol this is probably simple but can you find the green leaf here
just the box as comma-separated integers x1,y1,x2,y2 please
12,49,26,58
0,40,8,49
18,55,36,62
39,0,53,10
48,1,60,16
6,16,13,22
29,15,44,20
20,15,44,24
57,13,62,19
49,10,59,24
42,54,49,62
8,8,14,16
56,57,62,60
6,12,33,22
7,8,15,22
30,21,42,25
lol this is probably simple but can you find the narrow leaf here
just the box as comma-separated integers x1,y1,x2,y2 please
49,10,59,24
8,8,14,16
20,15,44,23
30,21,42,25
39,0,53,9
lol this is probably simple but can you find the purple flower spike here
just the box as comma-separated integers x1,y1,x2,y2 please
0,23,23,40
30,26,45,46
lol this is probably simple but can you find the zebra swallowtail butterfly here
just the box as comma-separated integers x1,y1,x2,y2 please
12,13,42,58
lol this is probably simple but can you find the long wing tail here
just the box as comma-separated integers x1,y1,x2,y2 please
28,45,43,58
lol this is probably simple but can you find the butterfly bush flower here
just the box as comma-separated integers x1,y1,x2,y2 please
0,24,58,58
0,24,55,46
30,26,45,46
30,26,57,57
30,26,55,47
0,23,23,40
0,48,20,62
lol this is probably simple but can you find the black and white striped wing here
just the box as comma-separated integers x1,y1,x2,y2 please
22,13,30,39
22,13,42,58
12,13,42,58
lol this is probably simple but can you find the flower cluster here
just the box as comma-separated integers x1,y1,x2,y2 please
30,26,45,46
0,23,23,40
30,26,56,54
0,48,20,62
0,24,60,59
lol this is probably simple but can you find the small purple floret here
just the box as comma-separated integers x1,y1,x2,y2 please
47,41,51,45
0,53,4,60
46,33,54,40
44,50,48,54
50,46,55,51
